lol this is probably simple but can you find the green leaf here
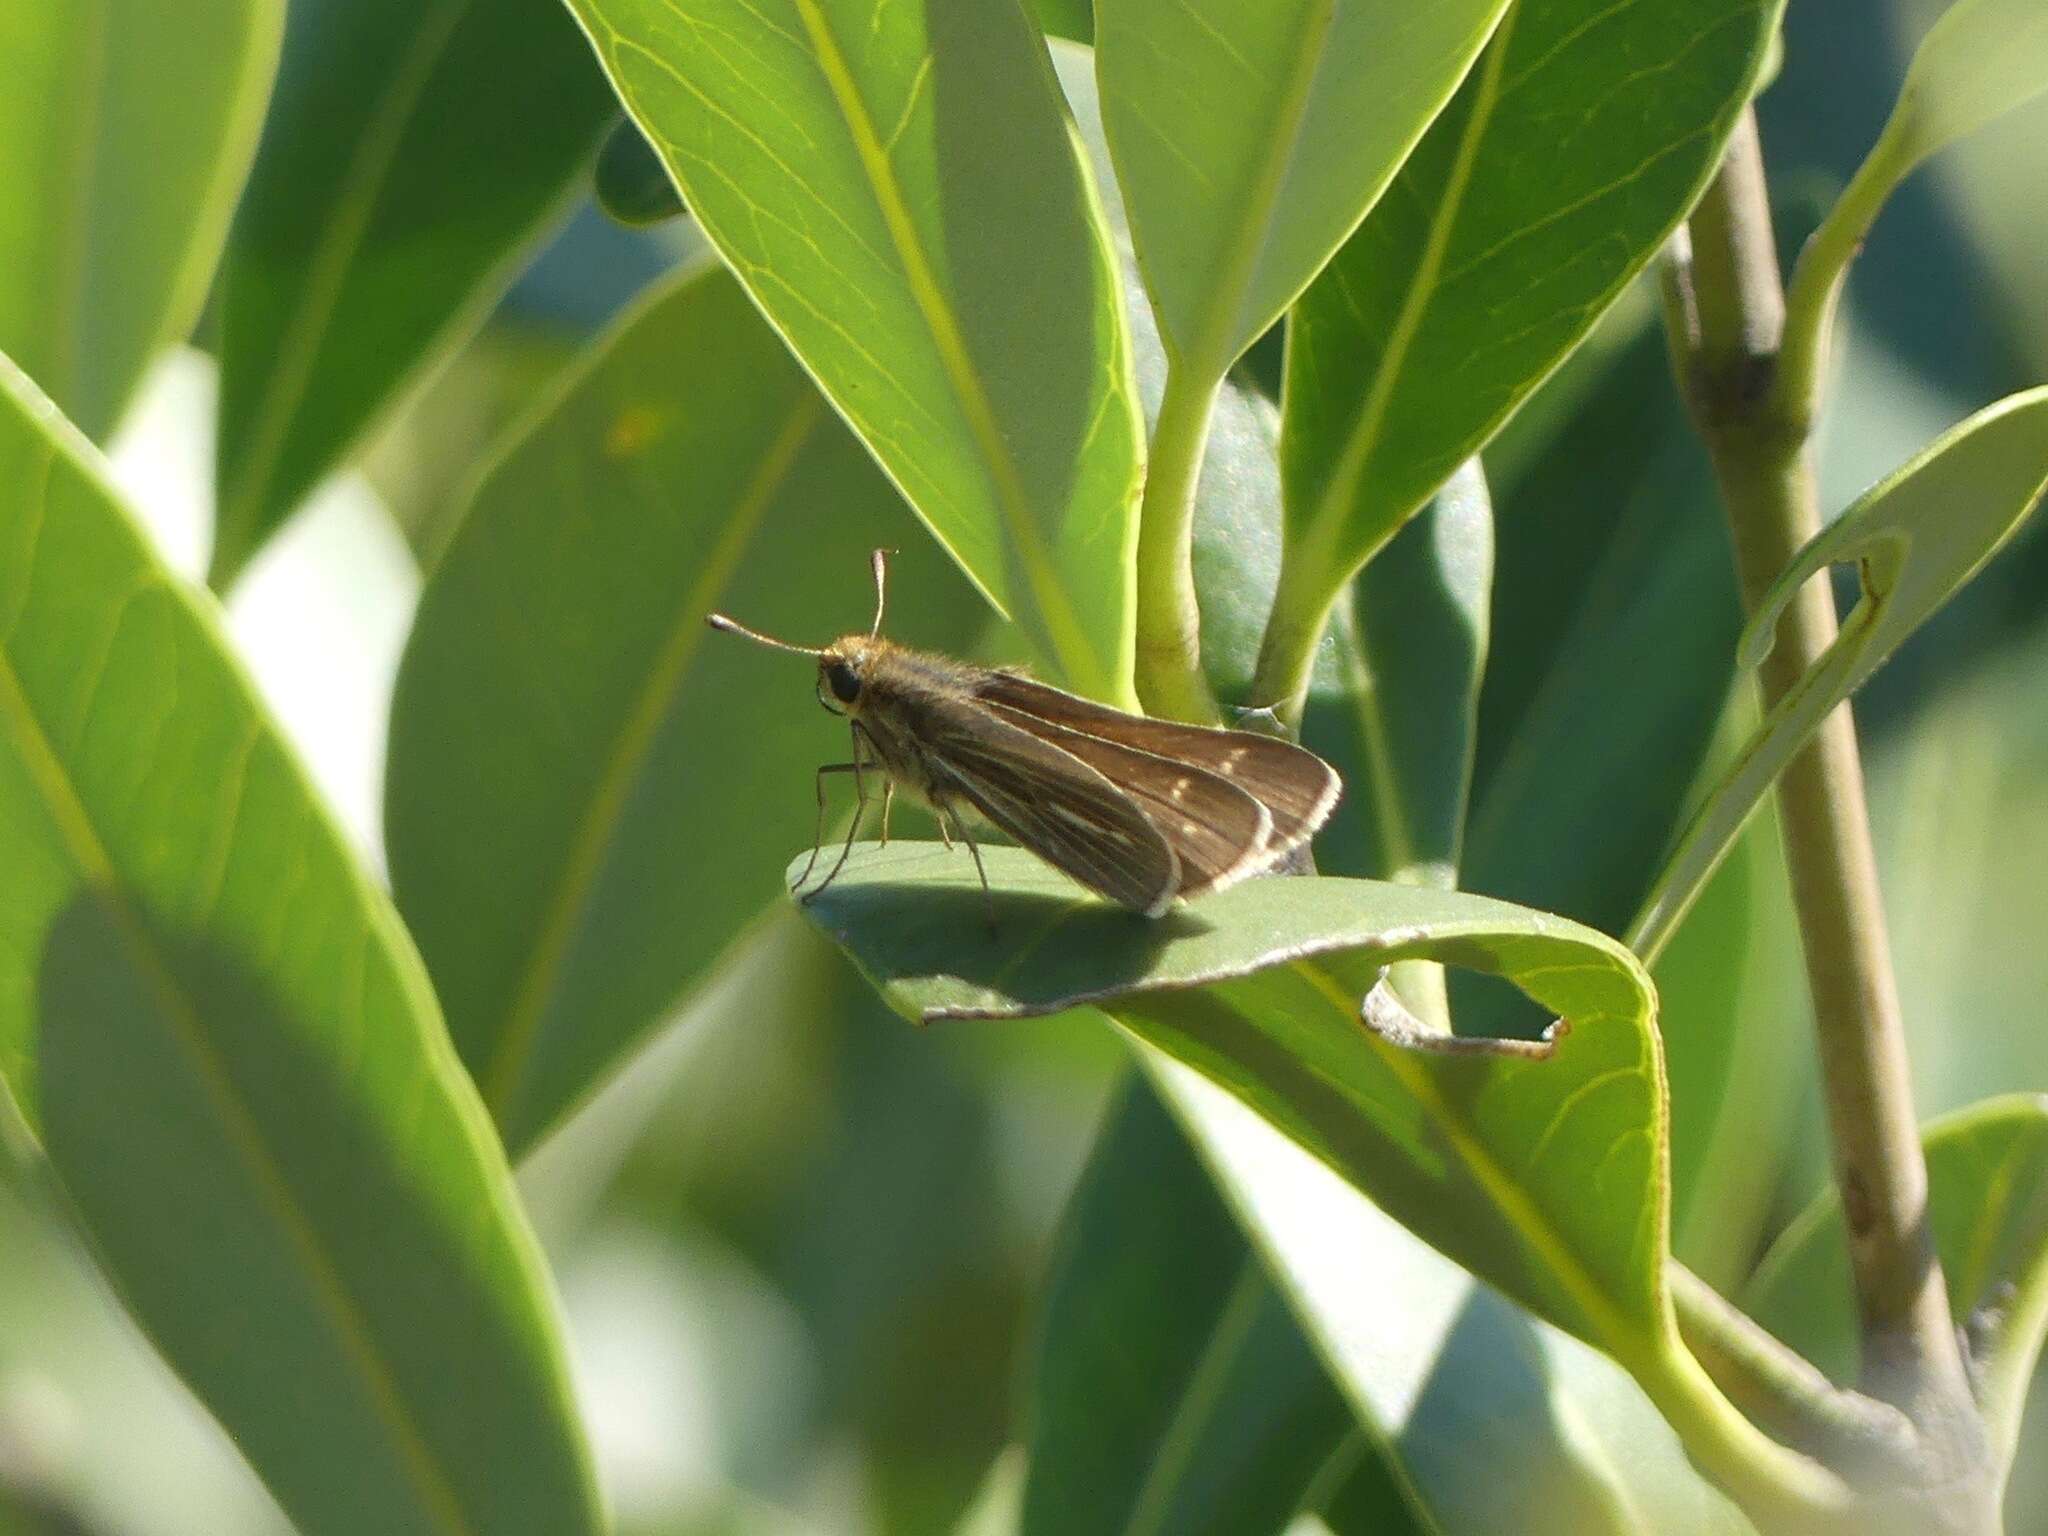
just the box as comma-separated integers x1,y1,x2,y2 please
1031,0,1093,47
1095,0,1509,378
1029,52,1481,1533
0,0,280,439
386,262,985,1154
563,0,1144,703
1746,1096,2048,1464
1885,0,2048,167
0,358,600,1535
1278,0,1781,612
211,0,616,587
1153,1056,1753,1536
1021,1075,1359,1536
1630,386,2048,960
1053,34,1494,896
800,843,1670,1360
1655,790,1808,1286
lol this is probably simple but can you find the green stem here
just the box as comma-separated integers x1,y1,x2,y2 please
1772,116,1921,440
1666,112,1993,1526
1677,109,1972,1415
1670,1264,1914,1468
1629,1328,1858,1532
1134,363,1225,724
1248,545,1341,731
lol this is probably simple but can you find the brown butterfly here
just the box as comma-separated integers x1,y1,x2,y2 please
707,551,1342,916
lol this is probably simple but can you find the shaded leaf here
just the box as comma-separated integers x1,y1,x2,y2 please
564,0,1143,701
1031,0,1092,46
1279,0,1781,610
1631,386,2048,959
386,262,984,1154
1155,1056,1752,1536
212,0,616,586
800,842,1669,1361
1020,1076,1356,1536
1326,460,1492,889
0,0,280,438
0,358,599,1535
1746,1096,2048,1464
1095,0,1508,376
593,115,685,227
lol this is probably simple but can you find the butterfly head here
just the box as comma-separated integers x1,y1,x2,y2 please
816,636,880,716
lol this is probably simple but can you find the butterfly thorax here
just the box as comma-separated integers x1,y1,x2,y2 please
818,637,985,807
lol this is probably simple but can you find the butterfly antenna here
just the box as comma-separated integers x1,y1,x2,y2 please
705,612,824,656
868,547,892,637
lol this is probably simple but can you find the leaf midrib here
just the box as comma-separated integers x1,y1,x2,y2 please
1118,1257,1268,1536
217,0,469,565
1299,8,1520,557
1177,0,1339,379
0,584,478,1536
787,0,1103,687
479,391,825,1135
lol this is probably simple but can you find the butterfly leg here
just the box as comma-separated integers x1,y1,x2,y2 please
795,760,865,891
952,816,996,935
878,781,896,847
804,724,877,902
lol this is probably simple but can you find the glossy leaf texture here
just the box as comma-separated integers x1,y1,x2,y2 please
0,0,280,438
385,262,986,1155
0,358,600,1535
800,843,1671,1362
1746,1096,2048,1465
211,0,616,587
1280,0,1781,604
562,0,1144,703
1884,0,2048,168
1631,386,2048,959
1094,0,1508,376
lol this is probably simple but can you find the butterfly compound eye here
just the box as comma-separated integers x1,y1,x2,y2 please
824,658,861,704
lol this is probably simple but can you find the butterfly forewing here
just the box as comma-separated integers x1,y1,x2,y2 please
980,703,1273,895
974,672,1342,856
918,698,1181,915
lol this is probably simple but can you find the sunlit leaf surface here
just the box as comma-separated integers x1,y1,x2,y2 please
0,357,601,1536
562,0,1143,700
0,0,280,438
1280,0,1781,602
1096,0,1507,374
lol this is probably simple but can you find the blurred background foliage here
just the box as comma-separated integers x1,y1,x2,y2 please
2,0,2046,1531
